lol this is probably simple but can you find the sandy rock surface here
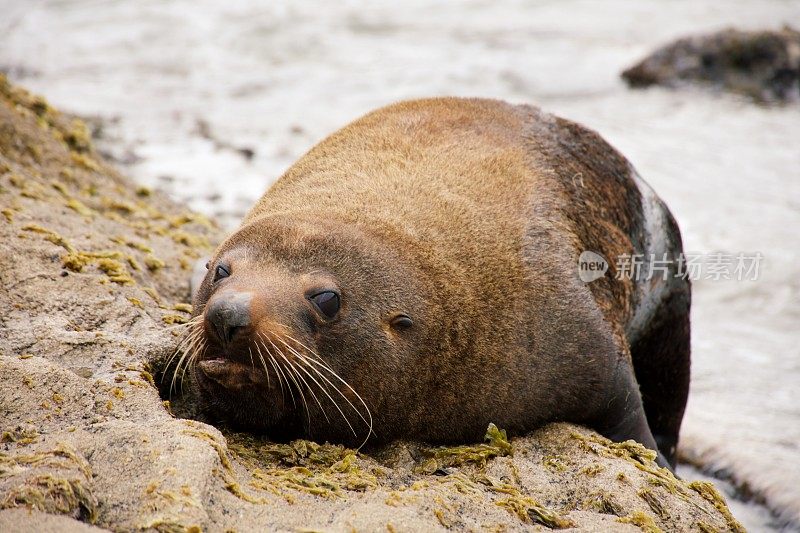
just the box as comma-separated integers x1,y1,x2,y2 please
622,26,800,103
0,77,744,532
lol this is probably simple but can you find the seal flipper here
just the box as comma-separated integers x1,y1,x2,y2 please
600,398,673,471
626,173,691,470
596,358,674,471
629,283,691,470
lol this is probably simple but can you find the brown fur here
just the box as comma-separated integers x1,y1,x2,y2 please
191,98,690,468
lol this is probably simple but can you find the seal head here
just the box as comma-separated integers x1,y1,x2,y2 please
191,214,438,446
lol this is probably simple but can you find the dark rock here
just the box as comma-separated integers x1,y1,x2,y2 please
622,26,800,103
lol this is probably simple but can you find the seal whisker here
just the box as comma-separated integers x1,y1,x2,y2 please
279,339,356,438
163,323,200,382
173,319,203,359
270,341,311,425
180,341,206,397
176,329,205,397
247,346,255,370
277,336,372,444
263,335,291,395
261,334,298,408
262,340,287,396
293,368,327,420
169,325,203,397
187,338,206,377
285,358,317,433
272,337,331,425
164,315,203,333
258,333,287,398
281,334,374,440
282,334,341,370
251,341,271,389
171,346,192,398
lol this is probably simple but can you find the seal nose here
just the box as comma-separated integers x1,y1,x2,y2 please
205,293,252,346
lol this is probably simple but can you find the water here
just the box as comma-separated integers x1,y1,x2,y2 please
2,1,799,529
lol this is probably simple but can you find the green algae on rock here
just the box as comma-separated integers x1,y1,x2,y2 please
495,492,574,528
0,444,97,524
225,433,380,501
416,423,512,474
1,474,98,525
617,510,663,533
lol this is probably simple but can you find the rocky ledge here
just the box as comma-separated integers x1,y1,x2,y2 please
0,77,743,532
622,26,800,103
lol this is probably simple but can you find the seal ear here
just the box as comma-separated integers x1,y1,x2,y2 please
390,314,413,330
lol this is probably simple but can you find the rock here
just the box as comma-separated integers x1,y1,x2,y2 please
0,76,744,531
622,26,800,103
0,508,105,532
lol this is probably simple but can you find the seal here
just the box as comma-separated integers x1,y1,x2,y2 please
184,98,691,469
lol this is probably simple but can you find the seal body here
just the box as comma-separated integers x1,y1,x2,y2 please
190,98,690,469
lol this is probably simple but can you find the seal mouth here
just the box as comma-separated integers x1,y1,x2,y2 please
198,358,268,391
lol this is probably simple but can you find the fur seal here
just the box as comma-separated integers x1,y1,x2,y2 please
185,98,691,470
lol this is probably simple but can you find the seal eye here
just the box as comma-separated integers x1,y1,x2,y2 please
213,264,230,283
310,291,340,319
390,314,413,330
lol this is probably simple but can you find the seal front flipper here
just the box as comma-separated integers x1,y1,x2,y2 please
595,357,673,471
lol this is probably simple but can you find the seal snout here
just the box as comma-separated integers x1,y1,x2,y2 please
199,292,267,390
205,292,253,347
